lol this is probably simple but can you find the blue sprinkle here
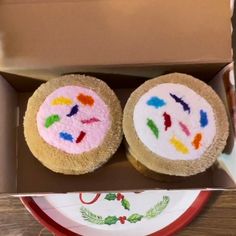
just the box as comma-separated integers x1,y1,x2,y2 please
200,110,208,127
59,132,73,142
147,96,166,109
67,104,79,117
169,93,191,114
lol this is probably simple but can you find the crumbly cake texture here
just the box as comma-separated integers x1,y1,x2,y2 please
24,75,123,175
123,73,229,176
126,147,186,182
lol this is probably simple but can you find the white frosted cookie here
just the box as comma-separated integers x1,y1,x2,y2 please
123,73,229,177
24,74,122,175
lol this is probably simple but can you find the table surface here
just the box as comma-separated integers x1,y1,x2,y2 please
0,191,235,235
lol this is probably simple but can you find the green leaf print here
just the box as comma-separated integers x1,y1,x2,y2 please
104,193,117,201
145,196,169,219
127,214,143,223
121,199,130,210
80,206,104,224
104,216,118,225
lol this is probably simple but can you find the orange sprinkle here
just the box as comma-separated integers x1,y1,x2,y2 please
192,133,202,149
77,93,94,106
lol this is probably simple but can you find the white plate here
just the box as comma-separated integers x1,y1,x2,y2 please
22,190,210,236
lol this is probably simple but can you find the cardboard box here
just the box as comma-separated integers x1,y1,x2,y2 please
0,0,232,78
0,0,235,194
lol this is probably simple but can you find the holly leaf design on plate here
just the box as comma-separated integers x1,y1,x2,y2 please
104,193,117,201
121,198,130,210
127,214,143,223
104,216,118,225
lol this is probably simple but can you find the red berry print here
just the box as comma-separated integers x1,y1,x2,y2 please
119,216,126,224
116,193,124,201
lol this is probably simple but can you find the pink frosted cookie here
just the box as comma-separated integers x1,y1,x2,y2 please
24,75,122,175
123,73,229,177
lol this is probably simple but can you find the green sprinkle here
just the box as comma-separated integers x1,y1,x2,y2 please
147,118,159,139
45,114,60,128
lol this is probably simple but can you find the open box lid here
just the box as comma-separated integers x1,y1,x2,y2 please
0,0,233,79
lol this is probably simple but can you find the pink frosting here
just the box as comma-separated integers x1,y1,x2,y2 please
37,86,111,154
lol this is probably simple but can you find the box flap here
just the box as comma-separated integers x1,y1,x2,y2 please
0,0,232,76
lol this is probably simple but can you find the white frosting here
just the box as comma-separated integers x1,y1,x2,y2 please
133,83,216,160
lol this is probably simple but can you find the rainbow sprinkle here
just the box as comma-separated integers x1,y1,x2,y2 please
51,97,73,106
45,114,60,128
59,132,73,142
147,96,166,109
147,118,159,139
170,136,189,154
192,133,202,149
200,110,208,127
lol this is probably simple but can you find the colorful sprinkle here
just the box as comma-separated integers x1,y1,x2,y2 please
45,114,60,128
147,96,166,109
51,97,72,106
169,93,190,114
59,132,73,142
179,121,191,136
77,93,94,106
67,104,79,117
76,131,86,143
170,136,189,154
163,112,172,131
81,117,100,124
200,110,208,127
147,118,159,139
192,133,202,149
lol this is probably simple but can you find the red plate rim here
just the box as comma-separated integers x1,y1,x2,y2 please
21,191,211,236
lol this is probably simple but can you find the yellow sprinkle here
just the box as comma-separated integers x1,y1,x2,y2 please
51,97,73,106
170,136,189,154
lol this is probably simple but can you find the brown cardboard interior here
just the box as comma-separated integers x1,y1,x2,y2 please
0,0,232,79
0,69,235,194
0,76,17,193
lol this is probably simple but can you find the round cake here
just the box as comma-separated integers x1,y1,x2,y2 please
24,74,122,175
123,73,229,177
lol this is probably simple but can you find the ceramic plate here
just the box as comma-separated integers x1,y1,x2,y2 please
21,190,210,236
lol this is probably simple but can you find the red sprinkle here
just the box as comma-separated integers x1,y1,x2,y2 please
76,131,86,143
179,121,191,136
163,112,172,131
81,117,100,124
